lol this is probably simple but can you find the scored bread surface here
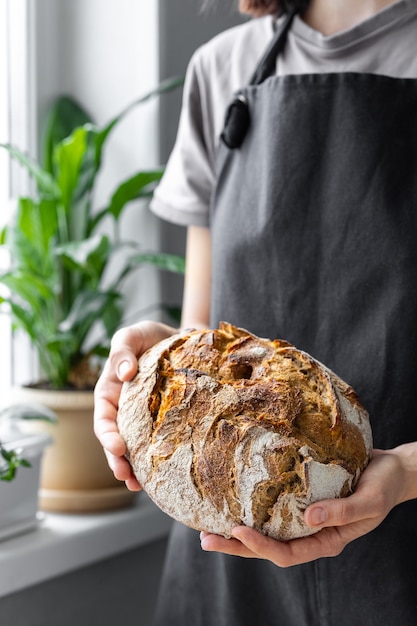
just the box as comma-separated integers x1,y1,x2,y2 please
118,323,372,540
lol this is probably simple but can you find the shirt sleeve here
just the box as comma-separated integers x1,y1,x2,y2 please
150,48,216,228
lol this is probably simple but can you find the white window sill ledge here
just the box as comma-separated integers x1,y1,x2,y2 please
0,493,172,599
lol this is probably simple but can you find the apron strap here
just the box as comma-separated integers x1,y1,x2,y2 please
249,6,299,86
221,7,299,149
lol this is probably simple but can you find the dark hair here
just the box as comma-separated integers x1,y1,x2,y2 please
239,0,309,17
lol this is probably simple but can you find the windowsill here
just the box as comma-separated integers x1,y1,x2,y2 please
0,492,172,599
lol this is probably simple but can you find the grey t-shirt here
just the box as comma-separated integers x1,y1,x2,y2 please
151,0,417,227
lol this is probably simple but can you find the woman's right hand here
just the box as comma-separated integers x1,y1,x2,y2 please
94,320,179,491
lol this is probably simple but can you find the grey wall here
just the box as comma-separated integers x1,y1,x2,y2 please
158,0,245,321
159,0,244,158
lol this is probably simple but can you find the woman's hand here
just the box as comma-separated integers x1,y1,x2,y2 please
200,444,417,566
94,320,178,491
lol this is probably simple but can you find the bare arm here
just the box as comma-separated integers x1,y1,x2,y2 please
181,225,211,328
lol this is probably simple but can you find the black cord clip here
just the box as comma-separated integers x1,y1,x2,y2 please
220,94,250,149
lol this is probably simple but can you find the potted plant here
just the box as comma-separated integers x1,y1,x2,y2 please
0,79,185,513
0,404,54,540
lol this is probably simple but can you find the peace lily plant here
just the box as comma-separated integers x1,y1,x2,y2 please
0,78,185,391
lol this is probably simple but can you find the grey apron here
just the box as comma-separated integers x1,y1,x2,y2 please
154,11,417,626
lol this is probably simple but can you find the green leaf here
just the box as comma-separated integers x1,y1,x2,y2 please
56,125,105,239
129,252,186,274
162,304,183,324
0,143,60,198
59,290,121,348
0,446,32,481
100,296,124,337
14,197,58,257
42,95,93,174
0,271,55,307
54,127,89,215
3,198,59,283
70,127,101,203
0,299,38,342
105,252,186,289
106,170,164,220
90,344,111,359
0,448,13,462
56,234,111,282
102,76,185,140
0,403,57,424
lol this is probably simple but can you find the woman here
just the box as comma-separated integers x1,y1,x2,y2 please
94,0,417,623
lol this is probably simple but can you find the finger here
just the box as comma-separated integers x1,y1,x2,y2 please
231,525,347,567
201,525,354,567
200,532,258,558
200,527,338,566
101,349,138,386
125,475,143,492
109,322,177,377
103,451,142,492
99,428,127,457
104,449,129,479
93,356,133,454
304,453,400,530
93,392,126,455
304,497,371,530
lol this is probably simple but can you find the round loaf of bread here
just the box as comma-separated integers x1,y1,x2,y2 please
118,323,372,540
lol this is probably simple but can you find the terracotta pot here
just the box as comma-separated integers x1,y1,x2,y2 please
12,386,135,513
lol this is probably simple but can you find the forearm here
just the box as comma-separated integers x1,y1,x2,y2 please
390,441,417,503
181,225,211,329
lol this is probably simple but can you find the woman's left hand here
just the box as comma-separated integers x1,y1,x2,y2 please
200,444,417,567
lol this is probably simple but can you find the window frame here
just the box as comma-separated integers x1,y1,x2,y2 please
0,0,38,397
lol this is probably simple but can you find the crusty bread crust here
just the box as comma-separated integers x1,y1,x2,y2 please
118,323,372,540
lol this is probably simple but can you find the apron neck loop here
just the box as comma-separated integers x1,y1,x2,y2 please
250,7,299,86
220,7,298,150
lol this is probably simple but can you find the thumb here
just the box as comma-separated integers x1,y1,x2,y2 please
117,357,138,381
304,452,403,530
304,493,371,529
